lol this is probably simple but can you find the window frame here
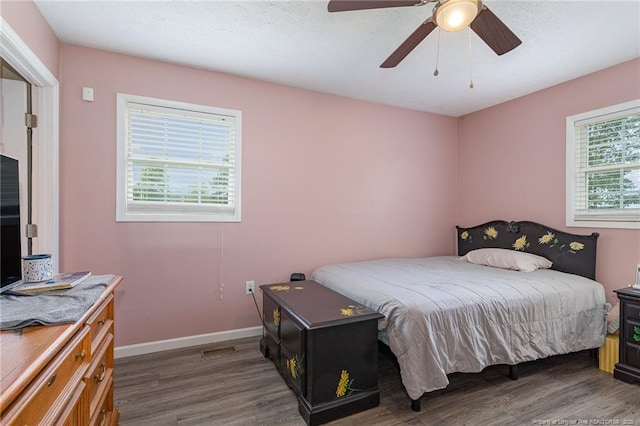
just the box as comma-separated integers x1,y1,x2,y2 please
566,99,640,229
116,93,242,222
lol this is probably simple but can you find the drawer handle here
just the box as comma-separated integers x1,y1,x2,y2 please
47,374,57,387
75,349,86,361
98,317,107,326
94,362,107,383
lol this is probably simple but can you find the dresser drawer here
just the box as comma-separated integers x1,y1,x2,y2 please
263,294,281,340
281,346,305,395
624,319,640,344
85,332,114,417
86,295,114,355
280,309,304,356
279,309,306,396
56,381,87,426
622,318,640,367
3,326,90,425
622,343,640,369
263,332,280,362
625,301,640,322
89,375,114,426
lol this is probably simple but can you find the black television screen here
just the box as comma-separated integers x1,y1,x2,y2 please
1,154,22,290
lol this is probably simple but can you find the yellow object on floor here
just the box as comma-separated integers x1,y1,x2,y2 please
598,334,619,374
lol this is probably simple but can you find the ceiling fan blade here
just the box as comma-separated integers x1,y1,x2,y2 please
380,19,437,68
328,0,422,13
470,6,522,55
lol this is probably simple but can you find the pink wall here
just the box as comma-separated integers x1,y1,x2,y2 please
0,0,60,79
9,0,638,346
58,44,458,346
458,59,640,303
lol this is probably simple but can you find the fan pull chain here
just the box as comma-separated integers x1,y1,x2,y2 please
433,27,441,77
468,27,474,89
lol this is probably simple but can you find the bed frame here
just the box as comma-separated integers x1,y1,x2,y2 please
403,220,601,412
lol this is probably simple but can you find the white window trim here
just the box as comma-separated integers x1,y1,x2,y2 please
116,93,242,222
566,99,640,229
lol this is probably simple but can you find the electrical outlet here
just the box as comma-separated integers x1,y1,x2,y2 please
245,280,255,295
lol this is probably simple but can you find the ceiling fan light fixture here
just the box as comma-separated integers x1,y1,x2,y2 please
435,0,479,32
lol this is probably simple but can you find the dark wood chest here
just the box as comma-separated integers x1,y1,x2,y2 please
260,280,384,425
614,287,640,384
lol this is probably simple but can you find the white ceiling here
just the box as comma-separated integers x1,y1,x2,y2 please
35,0,640,117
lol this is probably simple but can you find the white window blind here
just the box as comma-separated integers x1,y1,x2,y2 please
116,94,241,222
567,100,640,228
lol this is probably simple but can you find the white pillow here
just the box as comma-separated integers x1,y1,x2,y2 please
461,248,553,272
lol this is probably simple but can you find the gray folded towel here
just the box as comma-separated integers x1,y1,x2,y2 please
0,274,115,330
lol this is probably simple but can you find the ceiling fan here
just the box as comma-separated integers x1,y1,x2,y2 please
327,0,522,68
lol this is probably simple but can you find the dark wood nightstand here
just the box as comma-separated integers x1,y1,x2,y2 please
613,287,640,384
260,280,384,426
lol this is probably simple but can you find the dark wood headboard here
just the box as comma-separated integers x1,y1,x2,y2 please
456,220,600,280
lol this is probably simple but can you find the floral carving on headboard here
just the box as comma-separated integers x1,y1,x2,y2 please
538,231,584,256
539,231,555,245
512,235,529,251
570,242,585,251
484,226,498,240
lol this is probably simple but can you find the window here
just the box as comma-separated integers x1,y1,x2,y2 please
116,93,241,222
566,100,640,229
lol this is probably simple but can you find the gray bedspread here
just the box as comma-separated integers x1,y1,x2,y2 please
311,256,606,400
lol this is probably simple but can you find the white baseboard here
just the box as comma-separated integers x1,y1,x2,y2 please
114,326,263,359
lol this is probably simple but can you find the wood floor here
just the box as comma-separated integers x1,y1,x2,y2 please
114,336,640,425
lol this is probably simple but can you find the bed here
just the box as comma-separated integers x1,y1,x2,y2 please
310,220,607,411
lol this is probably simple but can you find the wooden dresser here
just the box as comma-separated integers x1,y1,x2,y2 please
614,287,640,384
0,276,122,425
260,280,383,426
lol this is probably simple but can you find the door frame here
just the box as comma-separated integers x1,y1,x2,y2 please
1,17,60,271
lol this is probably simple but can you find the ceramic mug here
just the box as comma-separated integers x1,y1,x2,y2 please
22,254,54,282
